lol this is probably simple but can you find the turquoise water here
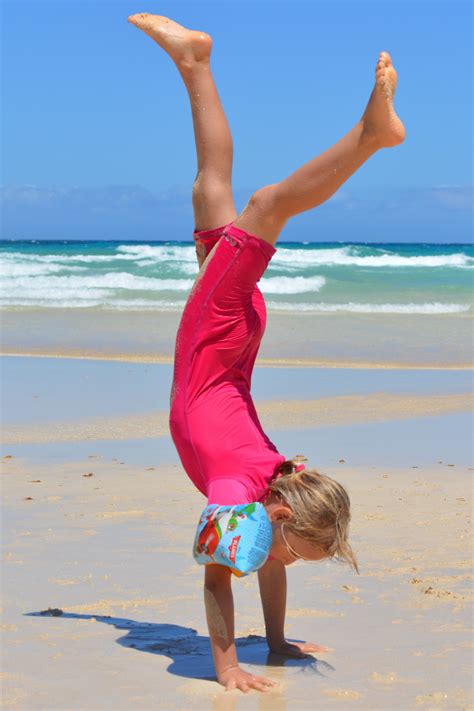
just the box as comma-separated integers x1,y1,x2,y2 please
1,240,472,314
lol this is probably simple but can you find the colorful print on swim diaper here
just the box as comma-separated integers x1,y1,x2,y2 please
192,502,273,577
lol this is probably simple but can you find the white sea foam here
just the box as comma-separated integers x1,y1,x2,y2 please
1,301,103,309
266,301,471,314
1,297,470,314
273,247,473,268
117,244,197,262
1,273,195,295
1,251,140,264
3,245,471,271
1,262,87,276
0,297,186,311
260,275,326,294
0,244,197,264
176,262,200,275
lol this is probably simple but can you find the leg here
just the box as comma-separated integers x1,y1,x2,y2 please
233,51,406,246
128,14,237,264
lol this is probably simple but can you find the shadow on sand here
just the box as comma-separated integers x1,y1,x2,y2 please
27,611,335,682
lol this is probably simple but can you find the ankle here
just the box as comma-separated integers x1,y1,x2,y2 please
359,119,383,150
178,56,211,79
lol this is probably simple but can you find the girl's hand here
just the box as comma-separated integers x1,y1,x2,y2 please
217,665,277,693
269,639,330,658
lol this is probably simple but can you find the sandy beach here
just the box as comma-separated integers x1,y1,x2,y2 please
1,309,472,369
2,0,473,704
1,347,473,710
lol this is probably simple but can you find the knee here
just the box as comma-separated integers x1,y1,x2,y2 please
192,172,232,208
244,184,286,226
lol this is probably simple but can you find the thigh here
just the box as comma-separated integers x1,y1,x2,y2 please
233,286,267,389
183,225,276,404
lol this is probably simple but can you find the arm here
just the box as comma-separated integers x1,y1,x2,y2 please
257,558,287,649
203,564,276,692
258,559,330,657
203,564,237,676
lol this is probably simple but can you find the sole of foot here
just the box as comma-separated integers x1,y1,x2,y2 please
362,51,406,148
127,13,212,66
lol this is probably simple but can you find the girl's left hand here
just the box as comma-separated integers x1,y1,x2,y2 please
268,640,330,658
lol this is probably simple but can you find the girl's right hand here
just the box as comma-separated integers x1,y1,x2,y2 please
217,665,277,693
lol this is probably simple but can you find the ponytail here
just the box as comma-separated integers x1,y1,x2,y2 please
269,454,359,573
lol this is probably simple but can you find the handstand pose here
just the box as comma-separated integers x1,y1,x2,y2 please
128,12,405,694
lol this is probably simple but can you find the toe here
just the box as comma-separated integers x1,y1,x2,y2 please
129,12,148,25
376,66,386,87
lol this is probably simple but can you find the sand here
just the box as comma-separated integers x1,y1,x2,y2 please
2,454,472,710
1,309,472,368
3,392,473,445
1,351,473,709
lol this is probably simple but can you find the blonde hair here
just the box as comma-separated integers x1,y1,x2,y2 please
269,455,359,573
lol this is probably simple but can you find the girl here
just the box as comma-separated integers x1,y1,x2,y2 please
128,13,405,694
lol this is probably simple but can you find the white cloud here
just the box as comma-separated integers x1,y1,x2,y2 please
1,184,472,213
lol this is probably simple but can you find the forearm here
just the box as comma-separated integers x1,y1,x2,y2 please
258,558,287,647
204,566,238,677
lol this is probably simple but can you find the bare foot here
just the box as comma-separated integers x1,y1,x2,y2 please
127,13,212,69
361,51,406,148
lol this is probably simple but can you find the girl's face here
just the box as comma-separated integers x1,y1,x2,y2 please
264,492,328,565
270,519,328,566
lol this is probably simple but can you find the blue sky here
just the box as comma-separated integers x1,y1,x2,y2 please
2,0,472,242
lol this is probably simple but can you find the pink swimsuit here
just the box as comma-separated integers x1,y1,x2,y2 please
169,223,286,506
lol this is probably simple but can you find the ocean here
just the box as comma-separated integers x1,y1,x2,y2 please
1,240,472,315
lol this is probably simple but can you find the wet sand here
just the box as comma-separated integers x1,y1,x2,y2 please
3,391,473,446
1,355,473,709
1,309,472,368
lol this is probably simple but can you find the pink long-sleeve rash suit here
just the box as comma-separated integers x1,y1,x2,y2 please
169,223,286,508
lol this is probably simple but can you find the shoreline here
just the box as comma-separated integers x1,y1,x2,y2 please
2,309,472,371
1,351,472,370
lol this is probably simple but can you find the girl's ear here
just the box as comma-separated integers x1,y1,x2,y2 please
271,505,293,522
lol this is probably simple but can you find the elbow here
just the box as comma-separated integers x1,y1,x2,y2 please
204,564,232,592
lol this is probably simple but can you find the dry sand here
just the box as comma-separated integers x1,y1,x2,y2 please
2,453,472,710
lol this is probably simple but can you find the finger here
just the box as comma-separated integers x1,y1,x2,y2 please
255,675,276,686
239,683,250,694
287,645,306,657
225,680,236,692
298,644,323,651
251,677,274,692
294,641,326,651
303,644,330,653
252,682,270,692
